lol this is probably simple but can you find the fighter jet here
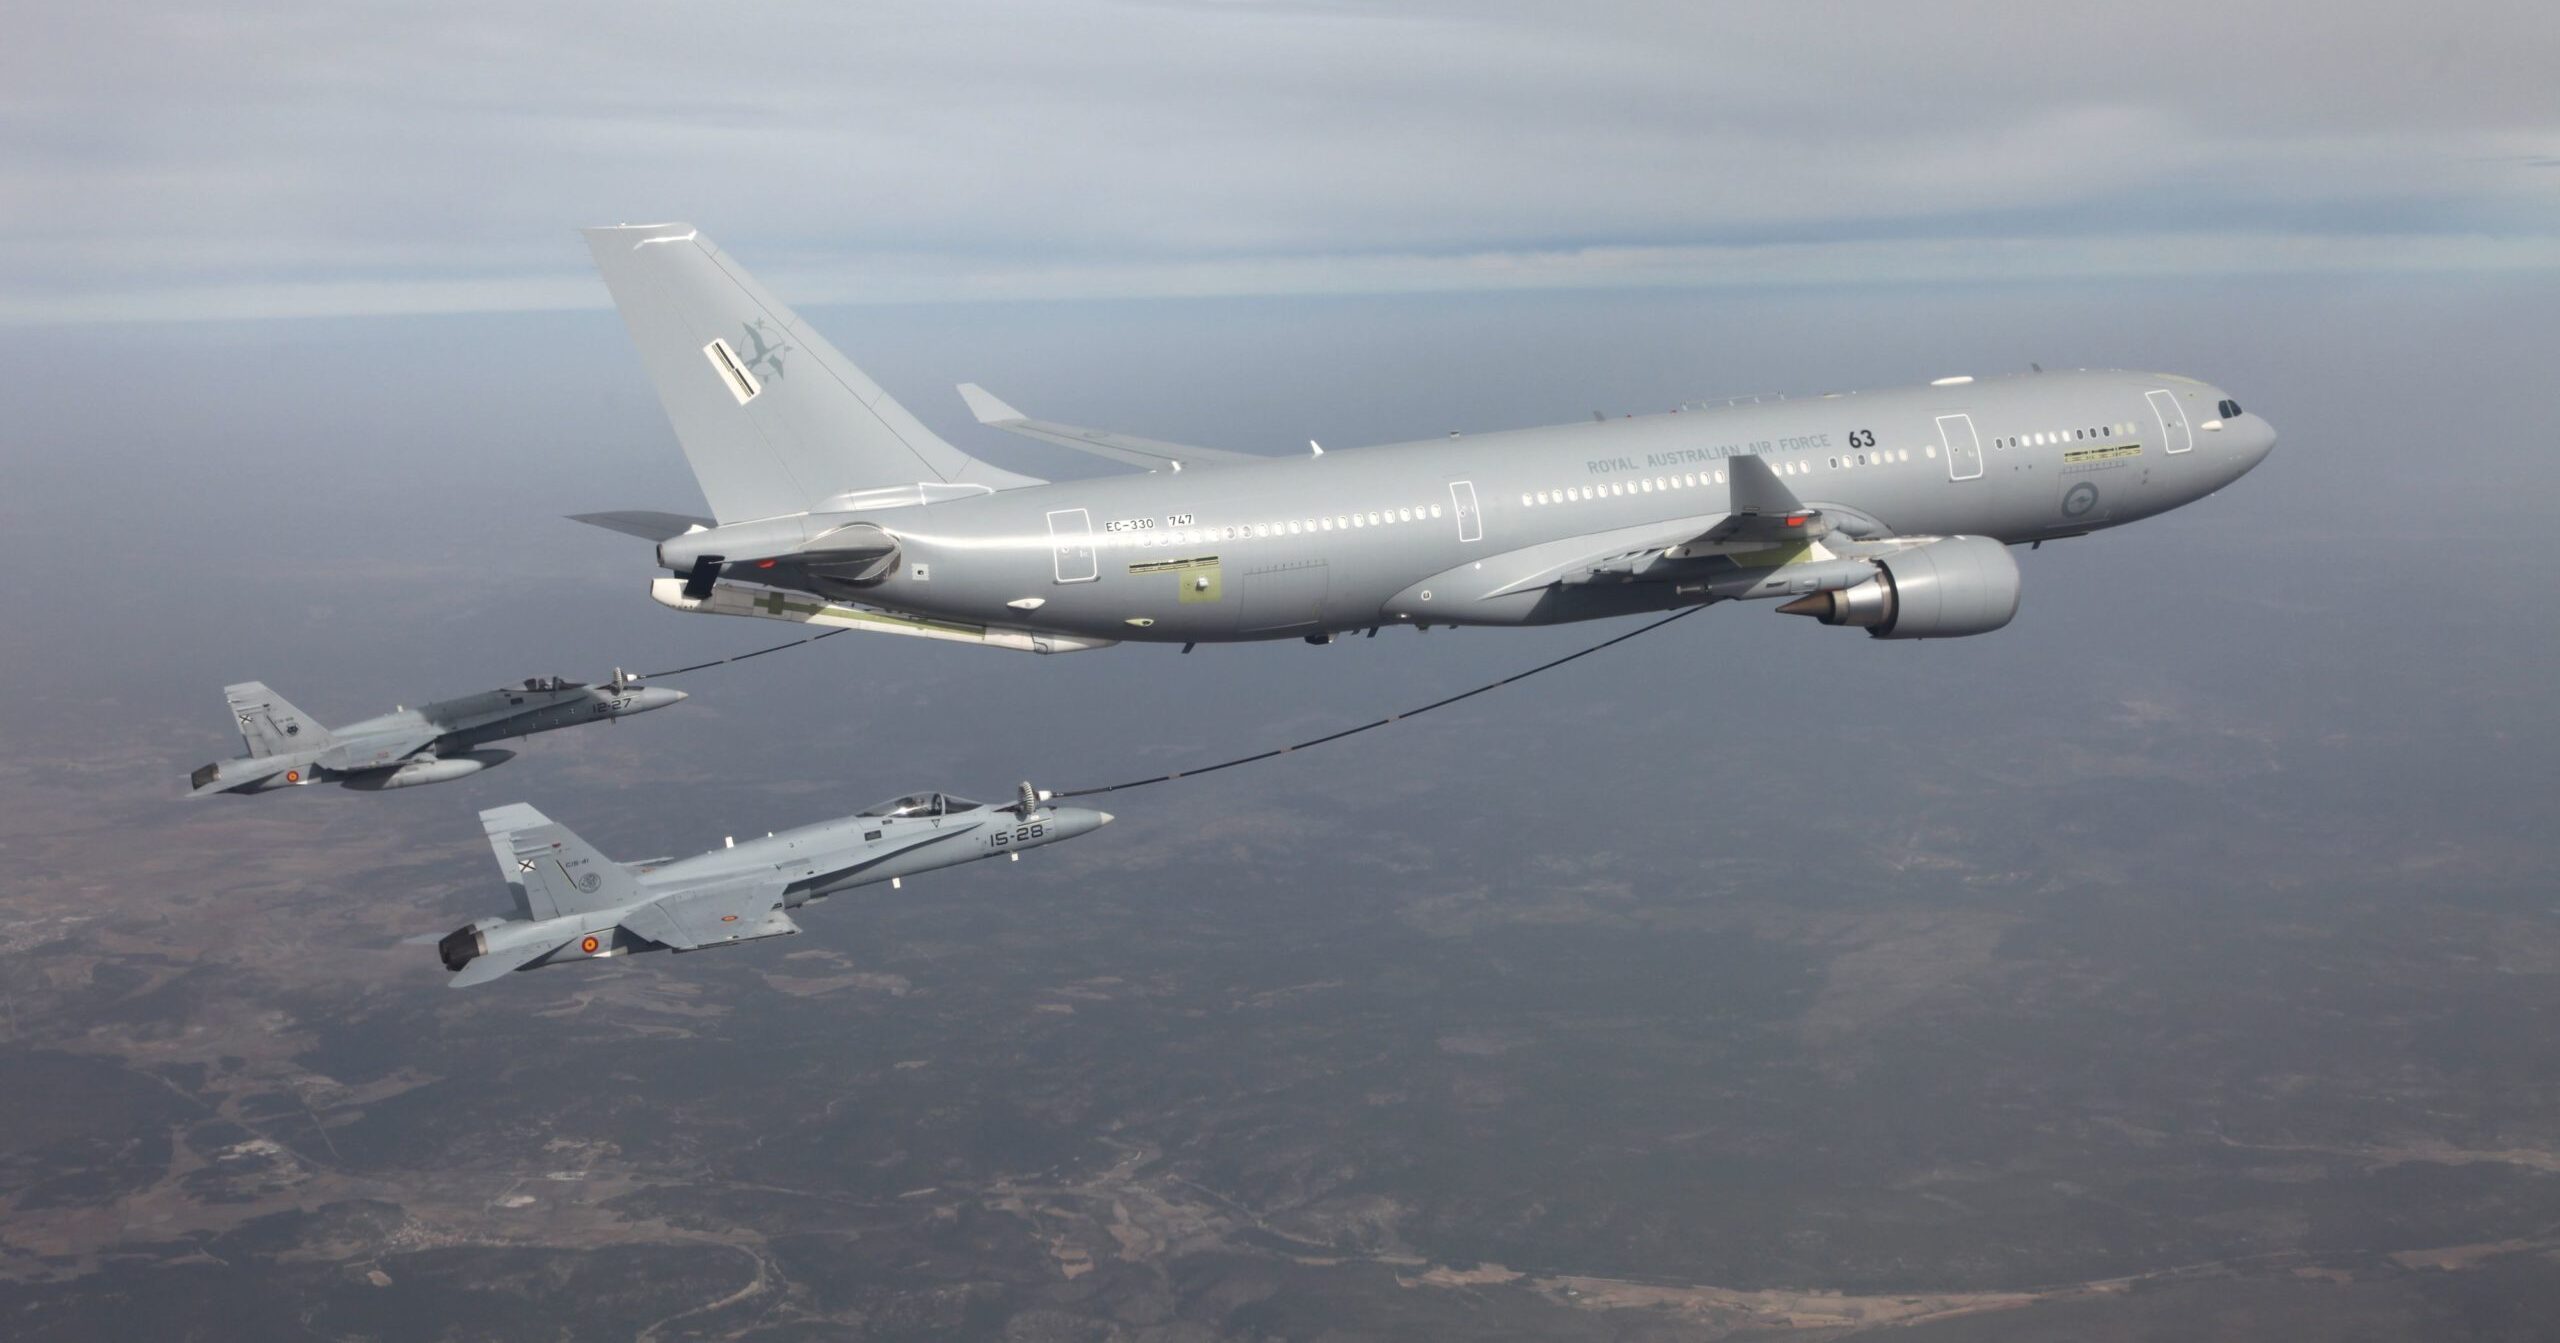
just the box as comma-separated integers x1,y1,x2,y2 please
575,223,2275,652
187,675,685,797
429,786,1113,986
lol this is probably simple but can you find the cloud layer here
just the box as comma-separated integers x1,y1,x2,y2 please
6,0,2555,321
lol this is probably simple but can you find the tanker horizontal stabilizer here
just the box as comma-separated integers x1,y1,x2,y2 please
957,383,1258,473
569,510,714,542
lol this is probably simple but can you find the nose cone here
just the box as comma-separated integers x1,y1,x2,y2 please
2229,412,2278,477
626,687,688,713
1049,806,1113,838
2248,413,2277,461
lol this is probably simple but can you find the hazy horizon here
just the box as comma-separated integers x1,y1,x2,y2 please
6,3,2560,1337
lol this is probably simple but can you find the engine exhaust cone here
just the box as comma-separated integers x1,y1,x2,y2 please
1777,593,1836,619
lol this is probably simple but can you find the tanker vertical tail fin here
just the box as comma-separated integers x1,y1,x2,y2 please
581,223,1040,523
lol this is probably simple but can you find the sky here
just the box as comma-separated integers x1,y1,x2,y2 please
7,9,2560,1330
5,0,2557,322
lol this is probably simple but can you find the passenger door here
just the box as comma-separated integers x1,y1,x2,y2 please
2146,389,2192,454
1046,508,1098,583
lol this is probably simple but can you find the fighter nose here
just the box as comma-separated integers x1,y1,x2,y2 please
1053,807,1112,835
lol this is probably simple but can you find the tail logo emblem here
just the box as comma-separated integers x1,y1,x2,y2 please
739,319,791,381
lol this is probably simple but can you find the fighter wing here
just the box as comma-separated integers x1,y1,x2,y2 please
957,384,1261,473
618,881,800,952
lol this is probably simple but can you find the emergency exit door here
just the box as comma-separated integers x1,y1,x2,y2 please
1448,480,1483,542
1937,414,1984,481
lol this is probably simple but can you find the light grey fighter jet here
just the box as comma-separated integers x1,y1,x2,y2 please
188,676,685,797
576,223,2276,653
430,787,1112,986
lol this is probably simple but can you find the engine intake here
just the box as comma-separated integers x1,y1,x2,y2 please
1778,535,2020,639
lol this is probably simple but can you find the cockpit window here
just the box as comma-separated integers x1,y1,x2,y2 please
856,792,983,818
2217,399,2243,418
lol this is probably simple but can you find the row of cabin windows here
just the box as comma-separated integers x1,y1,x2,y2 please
1132,504,1441,550
1107,410,2201,553
1828,447,1917,470
1993,421,2138,451
1521,466,1735,509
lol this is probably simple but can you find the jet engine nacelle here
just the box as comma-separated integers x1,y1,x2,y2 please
349,749,516,790
1778,535,2020,639
438,914,586,973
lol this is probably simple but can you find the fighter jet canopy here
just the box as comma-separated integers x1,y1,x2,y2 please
858,793,981,818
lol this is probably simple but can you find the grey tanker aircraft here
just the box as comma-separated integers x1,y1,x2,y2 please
575,224,2275,651
430,786,1112,986
189,676,685,796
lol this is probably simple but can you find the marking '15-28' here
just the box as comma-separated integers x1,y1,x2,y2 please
988,821,1047,847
